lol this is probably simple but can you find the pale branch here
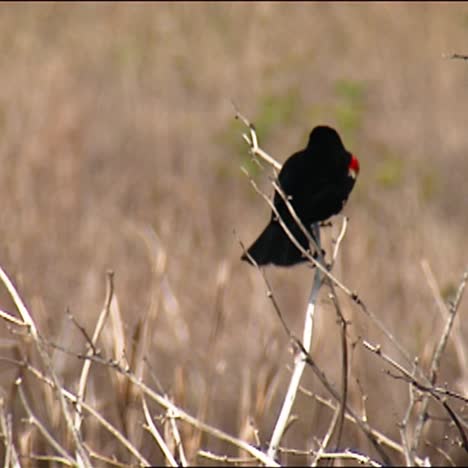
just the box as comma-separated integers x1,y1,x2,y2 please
74,270,115,432
399,359,419,466
297,385,427,466
424,440,456,467
27,454,74,466
83,444,131,468
412,268,468,455
166,406,189,467
271,179,320,253
310,403,341,466
326,279,349,456
0,397,21,468
0,308,28,327
267,224,323,460
21,356,279,466
298,342,392,465
363,339,468,452
421,261,468,377
313,448,383,467
331,216,348,266
241,221,350,463
20,360,152,466
0,265,92,468
142,397,178,467
233,105,282,171
198,449,256,464
278,446,382,467
16,378,75,464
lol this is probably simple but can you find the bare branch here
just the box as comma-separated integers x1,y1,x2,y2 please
23,356,279,466
267,225,324,460
446,53,468,60
412,268,468,454
0,308,28,327
0,397,21,468
198,449,256,464
298,385,428,466
0,265,92,468
363,339,468,453
312,448,383,467
74,271,115,432
399,360,418,466
22,361,151,466
166,407,189,466
310,404,341,466
326,279,349,456
16,377,75,464
142,397,178,467
232,103,282,171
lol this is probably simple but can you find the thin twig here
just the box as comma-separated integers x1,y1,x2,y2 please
27,454,74,466
298,342,392,465
278,446,382,466
238,239,294,340
83,443,131,468
233,104,282,171
142,397,178,467
74,271,115,432
363,339,468,453
424,440,456,467
0,265,92,468
412,269,468,455
331,217,348,267
310,404,341,466
0,398,21,468
198,449,256,464
447,53,468,60
421,261,467,375
16,378,75,464
167,407,189,466
23,362,151,466
312,448,382,467
399,359,418,466
297,385,427,466
21,356,278,466
326,279,349,458
0,308,28,327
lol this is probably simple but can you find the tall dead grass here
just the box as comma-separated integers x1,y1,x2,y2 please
0,3,467,466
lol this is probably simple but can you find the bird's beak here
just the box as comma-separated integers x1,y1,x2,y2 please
348,167,357,180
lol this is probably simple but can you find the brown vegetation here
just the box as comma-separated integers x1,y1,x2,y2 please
0,3,467,466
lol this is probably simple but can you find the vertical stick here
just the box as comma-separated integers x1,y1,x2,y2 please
267,224,323,460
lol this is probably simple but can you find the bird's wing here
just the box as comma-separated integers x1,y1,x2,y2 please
276,151,304,193
275,176,351,227
273,150,329,210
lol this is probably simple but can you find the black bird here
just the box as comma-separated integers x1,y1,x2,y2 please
241,126,359,266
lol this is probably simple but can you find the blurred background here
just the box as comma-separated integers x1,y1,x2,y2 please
0,2,467,465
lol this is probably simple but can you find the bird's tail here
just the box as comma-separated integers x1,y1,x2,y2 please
241,221,310,267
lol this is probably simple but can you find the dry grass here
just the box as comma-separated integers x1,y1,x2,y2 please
0,2,467,466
